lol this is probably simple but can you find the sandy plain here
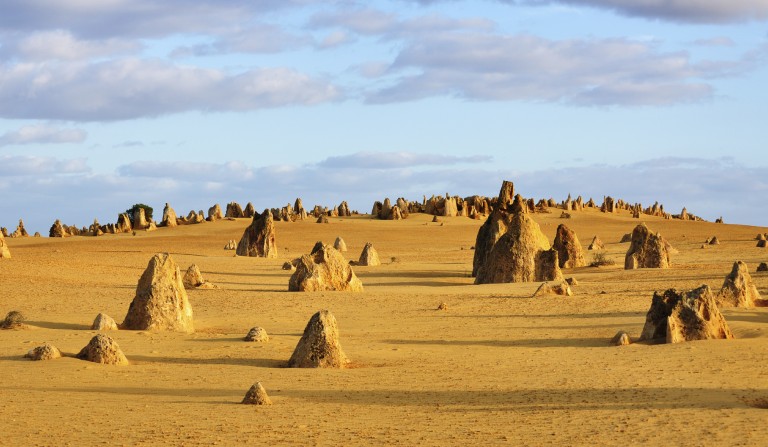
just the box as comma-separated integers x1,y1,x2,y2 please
1,208,768,446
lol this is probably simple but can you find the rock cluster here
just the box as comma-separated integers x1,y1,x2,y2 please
289,245,363,292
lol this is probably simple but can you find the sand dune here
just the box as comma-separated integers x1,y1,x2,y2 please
2,208,767,445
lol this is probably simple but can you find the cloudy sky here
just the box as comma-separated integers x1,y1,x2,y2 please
1,0,767,233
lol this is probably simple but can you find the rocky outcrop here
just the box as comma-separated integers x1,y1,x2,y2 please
117,213,132,233
717,261,761,308
357,242,381,266
532,281,572,297
241,383,272,405
121,253,194,332
91,313,118,331
552,224,586,268
133,208,149,230
243,202,256,218
288,310,349,368
0,230,11,259
334,237,347,252
25,343,62,361
11,219,29,237
624,224,671,269
207,204,223,222
183,264,216,289
639,285,733,344
472,181,516,277
236,210,277,258
161,203,178,227
289,245,363,292
49,219,68,238
337,201,351,217
76,334,129,365
226,202,245,218
475,213,562,284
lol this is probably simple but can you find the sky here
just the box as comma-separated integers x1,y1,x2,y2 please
1,0,767,233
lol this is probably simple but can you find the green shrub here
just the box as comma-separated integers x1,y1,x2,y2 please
589,252,616,267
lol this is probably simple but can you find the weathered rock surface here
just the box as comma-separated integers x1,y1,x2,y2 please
236,210,277,258
358,242,381,267
552,224,586,268
25,343,62,361
161,203,178,227
475,213,562,284
49,219,68,238
289,245,363,292
588,236,604,250
241,382,272,405
288,310,349,368
244,327,269,342
611,331,631,346
624,224,671,269
639,285,733,344
121,253,194,332
76,334,129,365
0,230,10,259
717,261,761,308
91,313,118,331
334,237,347,252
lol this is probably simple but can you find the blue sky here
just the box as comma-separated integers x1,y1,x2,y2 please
1,0,767,232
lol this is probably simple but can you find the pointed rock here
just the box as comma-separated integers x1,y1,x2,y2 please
757,262,768,272
588,236,604,250
161,203,178,227
288,310,349,368
624,224,671,269
241,382,272,405
475,213,562,284
639,285,733,343
0,230,10,259
236,210,277,258
289,245,363,292
611,331,631,346
358,242,381,266
552,224,586,268
76,334,129,365
183,264,205,289
717,261,761,308
333,237,347,252
121,253,194,332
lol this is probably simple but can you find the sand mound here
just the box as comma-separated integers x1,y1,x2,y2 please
0,230,10,259
552,224,586,268
639,285,733,344
236,210,277,258
25,343,62,361
76,334,129,365
624,223,671,269
288,310,349,368
241,382,272,405
358,242,381,267
121,253,194,332
244,327,269,342
717,261,761,308
289,244,363,292
91,313,118,330
475,213,562,284
333,237,347,252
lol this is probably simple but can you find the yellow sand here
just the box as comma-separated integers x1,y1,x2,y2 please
2,209,767,446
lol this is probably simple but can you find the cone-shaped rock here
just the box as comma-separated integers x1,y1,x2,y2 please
289,245,363,292
121,253,194,332
161,203,178,227
611,331,631,346
183,264,205,289
117,213,132,233
133,208,148,230
236,209,277,258
758,262,768,272
0,230,10,259
288,310,349,368
639,285,733,344
533,282,572,297
241,382,272,405
76,334,129,365
552,224,586,268
624,224,671,269
358,242,381,266
475,213,562,284
91,313,118,330
244,327,269,342
333,237,347,252
49,219,67,238
243,202,256,218
208,204,223,221
588,236,604,250
717,261,761,308
472,209,509,277
25,343,62,361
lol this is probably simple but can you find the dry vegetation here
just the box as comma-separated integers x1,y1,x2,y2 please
1,208,768,445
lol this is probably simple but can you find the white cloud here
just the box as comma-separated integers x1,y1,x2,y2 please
0,59,341,121
0,30,141,61
365,32,759,106
0,155,90,175
0,123,87,146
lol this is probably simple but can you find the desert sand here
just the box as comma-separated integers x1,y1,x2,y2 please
2,208,768,446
